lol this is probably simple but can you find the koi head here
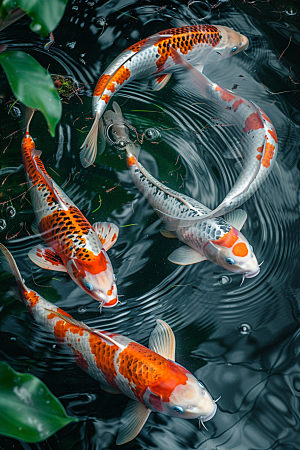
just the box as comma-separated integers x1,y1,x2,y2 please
203,226,260,278
204,25,249,63
163,373,216,421
66,252,118,307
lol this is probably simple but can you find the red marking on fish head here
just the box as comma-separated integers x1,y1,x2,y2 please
232,242,248,257
127,155,137,167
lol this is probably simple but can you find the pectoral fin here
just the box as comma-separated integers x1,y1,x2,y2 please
100,384,121,394
224,209,247,231
148,319,176,361
168,245,207,265
116,400,151,445
31,221,40,235
28,245,67,272
151,74,172,91
93,221,119,251
160,227,176,238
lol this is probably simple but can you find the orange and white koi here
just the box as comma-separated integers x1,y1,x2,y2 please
104,103,260,279
167,47,278,220
0,244,218,445
80,24,249,167
21,115,118,308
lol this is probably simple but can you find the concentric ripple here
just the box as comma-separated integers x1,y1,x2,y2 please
1,0,300,449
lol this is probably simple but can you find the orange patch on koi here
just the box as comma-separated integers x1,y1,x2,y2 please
243,112,264,134
215,85,236,103
89,333,119,389
94,74,111,97
101,94,111,104
268,128,278,143
262,142,275,168
212,228,238,248
127,156,137,167
25,291,40,308
232,242,248,257
232,99,243,111
105,297,118,307
256,155,262,161
257,146,264,153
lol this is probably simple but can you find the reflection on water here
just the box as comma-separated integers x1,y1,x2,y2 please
1,0,300,448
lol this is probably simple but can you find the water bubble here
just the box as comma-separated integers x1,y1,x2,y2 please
94,16,107,28
285,7,297,16
238,323,252,336
66,41,76,49
10,336,17,341
218,275,231,285
78,306,86,314
46,400,50,404
52,344,57,349
144,128,160,141
117,140,127,149
0,219,7,231
18,427,22,431
9,106,22,119
6,205,16,218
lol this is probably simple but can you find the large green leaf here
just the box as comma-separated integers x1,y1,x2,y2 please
0,50,62,136
0,0,69,37
0,362,77,442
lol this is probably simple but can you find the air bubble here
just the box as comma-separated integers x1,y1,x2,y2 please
218,275,231,285
238,323,252,336
94,16,107,28
9,106,22,119
0,219,7,231
144,128,160,141
78,306,86,314
6,205,16,218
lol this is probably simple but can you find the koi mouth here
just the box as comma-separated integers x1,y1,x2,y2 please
244,268,260,279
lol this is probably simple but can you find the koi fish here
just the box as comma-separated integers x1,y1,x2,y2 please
80,24,249,167
21,113,118,308
0,243,218,445
163,47,278,222
104,103,260,279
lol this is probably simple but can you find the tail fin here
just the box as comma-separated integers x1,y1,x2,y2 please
80,113,106,167
0,244,28,298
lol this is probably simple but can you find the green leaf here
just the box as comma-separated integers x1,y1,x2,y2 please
0,0,69,37
0,51,62,136
0,362,77,443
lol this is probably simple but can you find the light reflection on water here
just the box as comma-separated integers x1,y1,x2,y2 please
1,0,300,448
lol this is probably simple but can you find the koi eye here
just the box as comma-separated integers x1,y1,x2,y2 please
198,381,205,389
113,273,117,281
226,257,235,265
250,245,253,252
173,406,184,413
231,46,238,52
85,283,94,291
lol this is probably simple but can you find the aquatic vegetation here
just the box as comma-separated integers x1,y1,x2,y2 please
0,0,70,135
0,361,76,442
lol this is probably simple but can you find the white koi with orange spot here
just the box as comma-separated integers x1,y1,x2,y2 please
169,48,278,220
0,244,217,445
80,24,249,167
21,114,118,308
104,103,260,278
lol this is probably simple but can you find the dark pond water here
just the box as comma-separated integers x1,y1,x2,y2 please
1,0,300,448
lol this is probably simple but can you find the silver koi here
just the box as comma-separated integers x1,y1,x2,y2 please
104,103,260,279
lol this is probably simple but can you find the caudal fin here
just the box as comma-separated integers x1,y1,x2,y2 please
80,113,106,167
0,243,28,298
